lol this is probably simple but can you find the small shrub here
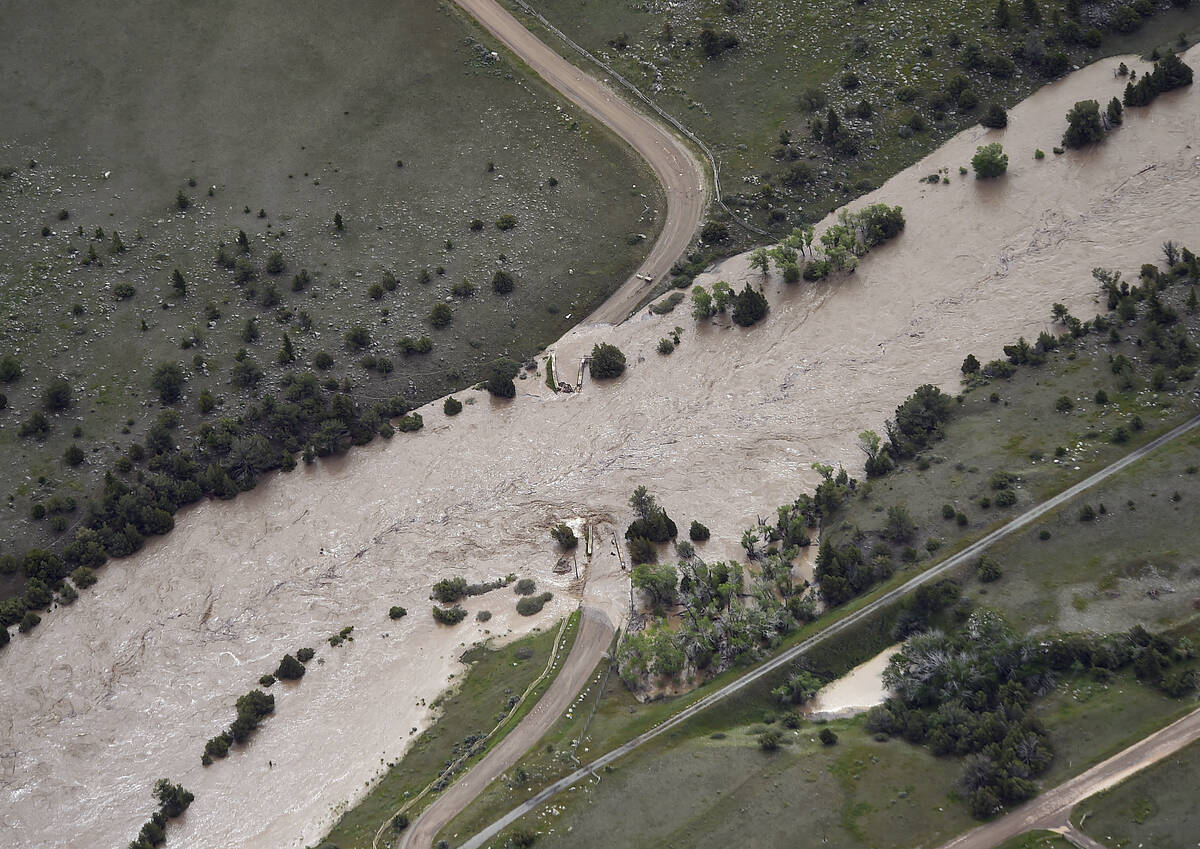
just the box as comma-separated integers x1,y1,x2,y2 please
971,143,1008,178
443,396,463,416
589,343,626,379
492,270,515,294
432,605,467,625
551,523,578,548
477,610,492,622
819,728,839,746
275,654,306,680
389,606,408,620
296,647,315,663
429,302,453,328
515,578,537,596
516,592,553,616
980,103,1008,129
758,729,783,751
977,557,1003,582
495,214,518,231
689,520,710,541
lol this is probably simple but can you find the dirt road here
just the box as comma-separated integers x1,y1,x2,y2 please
452,0,708,324
398,606,615,849
936,706,1200,849
453,413,1200,849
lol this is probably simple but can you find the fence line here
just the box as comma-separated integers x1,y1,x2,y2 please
506,0,772,239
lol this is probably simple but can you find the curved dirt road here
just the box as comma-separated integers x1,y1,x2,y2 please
936,705,1200,849
452,0,708,325
398,606,614,849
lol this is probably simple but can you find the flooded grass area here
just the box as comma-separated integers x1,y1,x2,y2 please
505,0,1200,239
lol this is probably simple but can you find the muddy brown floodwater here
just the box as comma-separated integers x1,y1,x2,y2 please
807,644,902,720
3,47,1199,849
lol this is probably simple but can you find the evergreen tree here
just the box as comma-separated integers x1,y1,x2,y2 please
994,0,1012,28
170,268,187,296
278,332,296,365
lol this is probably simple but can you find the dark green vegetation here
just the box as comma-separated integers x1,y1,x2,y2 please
1063,51,1192,147
0,0,661,624
440,247,1200,845
1123,48,1195,104
868,617,1196,818
972,142,1010,177
321,617,574,849
433,605,469,626
506,0,1200,245
431,574,513,604
203,643,322,764
689,204,905,315
550,522,577,549
587,342,626,379
516,592,555,616
126,779,194,849
1074,737,1200,848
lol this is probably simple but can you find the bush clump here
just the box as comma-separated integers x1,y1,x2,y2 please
432,605,468,625
731,284,769,327
551,522,577,548
516,592,554,616
971,143,1008,178
589,343,626,379
275,653,306,680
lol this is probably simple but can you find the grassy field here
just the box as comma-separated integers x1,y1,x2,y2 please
1073,737,1200,849
320,612,578,849
507,0,1200,243
442,658,1200,849
0,0,661,560
967,432,1200,636
822,277,1200,604
508,718,977,849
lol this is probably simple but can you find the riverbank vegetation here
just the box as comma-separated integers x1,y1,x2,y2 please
0,0,661,630
507,0,1200,249
432,244,1200,845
